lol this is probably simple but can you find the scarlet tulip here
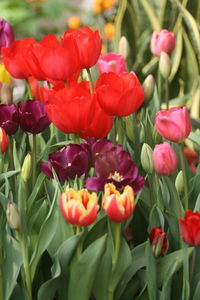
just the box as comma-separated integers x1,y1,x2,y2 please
44,81,94,134
150,29,176,57
96,72,144,117
155,107,191,143
102,183,134,222
179,210,200,246
63,26,102,68
149,227,168,257
153,142,178,176
2,38,35,79
60,188,99,226
0,126,8,153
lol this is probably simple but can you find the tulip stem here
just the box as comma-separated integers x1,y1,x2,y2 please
32,134,37,188
25,79,33,100
0,227,4,300
165,78,169,110
86,68,94,93
178,143,189,210
116,117,124,145
166,176,183,217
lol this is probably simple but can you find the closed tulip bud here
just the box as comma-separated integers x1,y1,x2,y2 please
6,201,21,230
0,18,14,52
0,127,8,153
118,36,129,59
159,52,171,79
175,171,184,194
153,142,178,176
150,29,176,57
141,143,154,174
142,75,155,103
149,226,168,257
21,153,32,182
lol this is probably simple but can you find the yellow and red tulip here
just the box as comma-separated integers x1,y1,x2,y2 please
102,183,134,222
60,188,99,226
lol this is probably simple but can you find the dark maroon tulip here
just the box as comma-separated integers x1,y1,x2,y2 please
40,144,89,182
0,18,14,52
18,99,51,134
85,142,145,193
0,104,19,135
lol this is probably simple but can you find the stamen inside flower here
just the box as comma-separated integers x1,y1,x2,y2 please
109,171,123,182
67,162,72,167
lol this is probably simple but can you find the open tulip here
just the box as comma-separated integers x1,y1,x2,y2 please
0,126,8,153
150,29,176,57
149,227,168,257
60,188,99,226
96,72,144,117
179,210,200,246
153,142,178,176
102,183,134,222
97,53,126,74
63,26,102,68
0,104,19,135
155,107,191,143
0,18,14,52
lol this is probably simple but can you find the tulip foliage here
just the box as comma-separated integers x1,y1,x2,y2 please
0,1,200,300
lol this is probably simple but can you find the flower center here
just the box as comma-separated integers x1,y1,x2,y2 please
109,171,123,182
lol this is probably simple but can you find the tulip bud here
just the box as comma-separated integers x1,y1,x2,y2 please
118,36,129,59
0,127,8,153
6,201,21,230
141,143,154,174
159,52,171,79
142,75,155,103
175,171,184,194
0,18,14,52
149,226,168,257
21,153,32,182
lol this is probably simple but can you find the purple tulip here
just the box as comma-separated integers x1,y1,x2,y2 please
0,18,14,52
18,99,51,134
40,144,89,182
0,104,19,135
85,141,145,193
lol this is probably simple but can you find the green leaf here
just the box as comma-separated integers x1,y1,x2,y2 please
140,0,160,31
68,234,107,300
160,260,178,300
0,170,20,182
27,172,46,215
146,240,157,300
192,280,200,300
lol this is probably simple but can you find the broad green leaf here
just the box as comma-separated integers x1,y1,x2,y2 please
192,280,200,300
169,28,183,82
146,240,157,300
140,0,160,31
188,132,200,147
160,260,178,300
68,234,107,300
0,170,20,182
27,172,46,215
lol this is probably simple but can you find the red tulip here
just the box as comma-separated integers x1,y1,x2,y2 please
63,26,102,68
79,94,114,139
149,227,168,257
96,72,144,117
184,148,198,174
153,142,178,176
179,210,200,246
150,29,176,57
155,107,191,143
60,188,99,226
0,126,8,153
2,38,35,79
102,183,135,222
44,81,94,134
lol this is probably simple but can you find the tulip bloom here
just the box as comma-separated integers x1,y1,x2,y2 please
184,148,198,174
18,99,51,134
102,183,134,222
96,72,144,117
60,188,99,226
179,210,200,246
155,107,191,143
0,104,19,135
97,53,126,74
150,29,176,57
40,144,89,182
63,26,102,68
149,227,168,257
0,127,8,153
0,18,14,52
44,81,94,134
153,142,178,176
2,38,35,79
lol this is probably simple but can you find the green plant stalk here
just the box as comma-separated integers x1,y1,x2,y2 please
32,134,37,188
157,71,162,109
166,176,183,217
190,246,196,285
178,143,189,210
86,68,94,93
0,268,3,300
182,240,190,299
165,78,169,110
25,79,33,100
108,222,121,300
8,137,16,194
0,227,4,300
148,174,155,208
17,231,32,300
114,0,127,50
116,117,124,145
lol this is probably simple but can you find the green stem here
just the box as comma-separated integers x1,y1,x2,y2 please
165,78,169,110
0,268,3,300
25,79,33,100
116,117,124,145
157,71,162,109
32,134,37,188
73,133,80,144
182,240,190,299
190,247,196,284
86,68,94,93
148,174,154,208
166,176,183,217
8,137,15,194
17,231,32,300
0,228,4,300
178,143,189,210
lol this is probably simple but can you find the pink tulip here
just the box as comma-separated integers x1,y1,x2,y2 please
155,107,191,143
97,52,126,75
150,29,176,57
153,142,178,176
